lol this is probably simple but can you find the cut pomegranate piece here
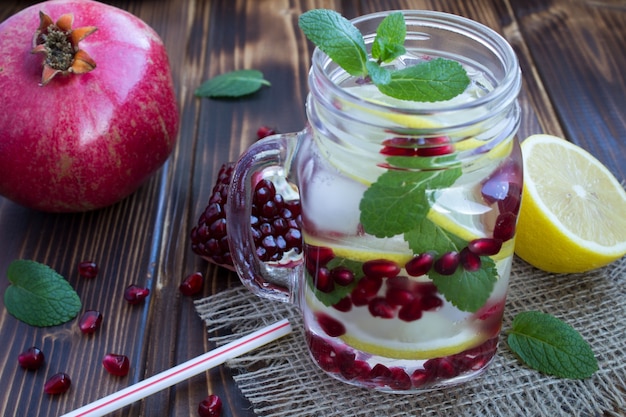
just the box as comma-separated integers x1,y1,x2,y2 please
44,372,71,395
18,346,45,370
315,312,346,337
190,162,303,269
198,394,222,417
124,284,150,304
102,353,130,377
78,310,103,334
78,260,98,279
179,272,204,296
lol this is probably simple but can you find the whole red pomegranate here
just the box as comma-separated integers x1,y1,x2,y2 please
0,0,179,212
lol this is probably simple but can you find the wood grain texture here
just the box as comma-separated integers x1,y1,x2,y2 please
0,1,623,416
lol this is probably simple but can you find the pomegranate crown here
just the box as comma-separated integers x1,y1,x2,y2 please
31,11,97,86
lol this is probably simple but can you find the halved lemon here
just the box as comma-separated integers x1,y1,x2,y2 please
515,134,626,273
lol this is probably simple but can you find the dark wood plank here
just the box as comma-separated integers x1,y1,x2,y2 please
509,0,626,181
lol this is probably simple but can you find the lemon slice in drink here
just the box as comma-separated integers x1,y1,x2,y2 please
515,134,626,273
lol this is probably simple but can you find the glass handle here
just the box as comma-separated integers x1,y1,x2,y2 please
226,132,303,304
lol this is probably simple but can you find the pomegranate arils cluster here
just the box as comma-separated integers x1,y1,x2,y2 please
190,163,303,268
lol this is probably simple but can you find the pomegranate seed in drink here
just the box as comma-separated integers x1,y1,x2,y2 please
198,394,222,417
368,297,395,318
78,260,98,279
179,272,204,296
433,252,460,275
316,312,346,337
18,347,45,370
405,252,435,276
362,259,400,279
330,266,355,286
102,353,130,377
124,284,150,304
44,372,71,395
79,310,103,334
460,247,481,271
332,296,353,312
350,275,382,306
467,238,502,256
493,212,517,241
314,267,334,293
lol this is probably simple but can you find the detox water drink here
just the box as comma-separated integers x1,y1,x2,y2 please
227,11,522,392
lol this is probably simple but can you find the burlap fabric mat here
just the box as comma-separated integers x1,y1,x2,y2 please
195,256,626,417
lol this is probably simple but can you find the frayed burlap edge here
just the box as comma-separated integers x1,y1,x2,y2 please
195,256,626,417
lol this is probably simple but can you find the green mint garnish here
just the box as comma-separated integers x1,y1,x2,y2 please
4,259,82,327
195,69,271,98
298,9,470,102
507,311,598,379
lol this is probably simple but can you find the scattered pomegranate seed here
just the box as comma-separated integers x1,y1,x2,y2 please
78,310,103,334
198,394,222,417
315,312,346,337
44,372,71,395
78,260,98,279
467,238,502,256
256,125,277,139
18,347,45,370
405,252,435,276
102,353,130,377
124,284,150,304
179,272,204,296
433,251,460,275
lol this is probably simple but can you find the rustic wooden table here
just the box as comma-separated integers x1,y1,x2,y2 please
1,1,624,416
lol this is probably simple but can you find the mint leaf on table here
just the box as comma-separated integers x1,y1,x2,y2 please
195,69,271,98
359,167,461,238
4,260,82,327
507,311,598,379
376,58,470,102
298,9,368,76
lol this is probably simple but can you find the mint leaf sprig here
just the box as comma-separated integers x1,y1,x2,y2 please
508,311,599,379
4,259,82,327
298,9,470,102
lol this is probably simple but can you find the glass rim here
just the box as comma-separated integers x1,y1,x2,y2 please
310,10,521,118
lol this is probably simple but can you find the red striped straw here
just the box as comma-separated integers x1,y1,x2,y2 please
61,319,292,417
